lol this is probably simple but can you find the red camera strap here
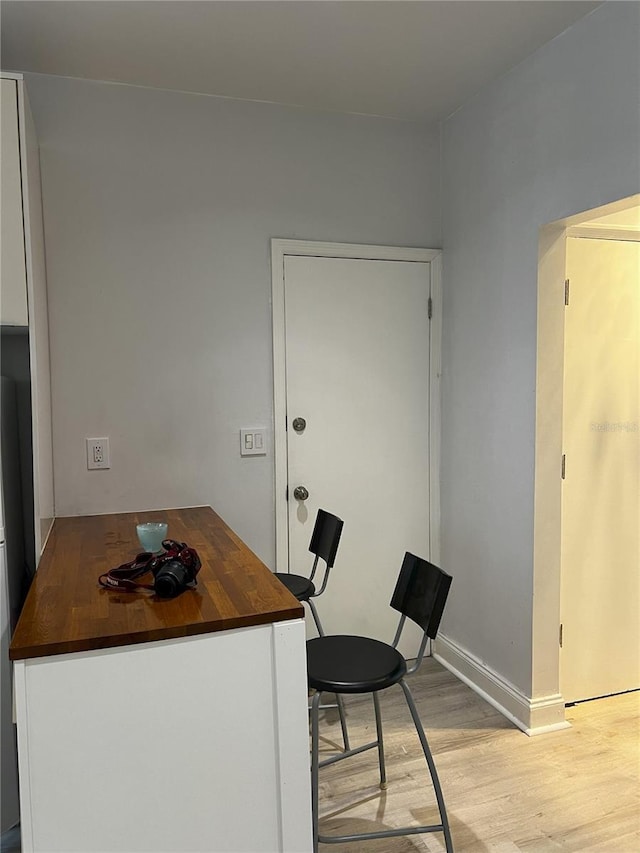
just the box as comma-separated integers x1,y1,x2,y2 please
99,541,201,595
98,552,157,593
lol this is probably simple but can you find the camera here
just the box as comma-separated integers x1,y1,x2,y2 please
150,540,201,598
99,539,201,598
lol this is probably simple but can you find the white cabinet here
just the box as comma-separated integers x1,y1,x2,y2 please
0,74,54,558
0,79,28,326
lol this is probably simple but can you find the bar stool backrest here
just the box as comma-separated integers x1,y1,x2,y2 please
390,552,452,639
308,509,343,568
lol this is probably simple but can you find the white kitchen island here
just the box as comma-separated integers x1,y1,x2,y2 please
10,507,313,852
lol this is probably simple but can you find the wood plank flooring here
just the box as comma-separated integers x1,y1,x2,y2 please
315,659,640,852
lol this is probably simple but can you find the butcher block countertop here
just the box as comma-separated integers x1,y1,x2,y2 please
10,506,303,661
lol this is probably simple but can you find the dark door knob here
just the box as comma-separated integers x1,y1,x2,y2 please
292,417,307,433
293,485,309,501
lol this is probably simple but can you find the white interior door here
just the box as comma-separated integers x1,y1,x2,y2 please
282,254,434,652
561,236,640,703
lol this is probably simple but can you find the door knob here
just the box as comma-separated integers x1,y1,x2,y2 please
293,485,309,501
292,417,306,433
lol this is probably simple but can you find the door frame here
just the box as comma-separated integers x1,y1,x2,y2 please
271,239,442,573
532,194,639,724
559,233,639,702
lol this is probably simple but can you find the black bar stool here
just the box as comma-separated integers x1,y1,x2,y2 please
274,508,350,750
307,552,454,852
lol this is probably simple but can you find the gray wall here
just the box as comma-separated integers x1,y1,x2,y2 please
440,2,640,695
24,1,638,699
26,73,441,565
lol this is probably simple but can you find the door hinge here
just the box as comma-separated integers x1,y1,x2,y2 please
428,296,433,319
561,454,566,479
564,278,570,306
559,623,563,648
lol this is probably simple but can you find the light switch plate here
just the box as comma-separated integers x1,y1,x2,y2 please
240,428,267,456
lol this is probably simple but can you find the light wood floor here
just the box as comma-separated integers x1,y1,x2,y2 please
315,659,640,852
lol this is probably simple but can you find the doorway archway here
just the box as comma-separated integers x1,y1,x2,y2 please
532,194,639,724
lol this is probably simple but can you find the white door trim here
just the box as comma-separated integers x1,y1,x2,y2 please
270,239,442,573
566,225,640,242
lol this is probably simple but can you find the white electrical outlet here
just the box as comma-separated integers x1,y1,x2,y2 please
86,437,110,470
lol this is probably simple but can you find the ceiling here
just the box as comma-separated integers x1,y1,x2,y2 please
1,1,601,122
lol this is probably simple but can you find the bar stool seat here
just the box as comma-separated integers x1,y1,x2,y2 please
307,635,407,693
276,573,315,601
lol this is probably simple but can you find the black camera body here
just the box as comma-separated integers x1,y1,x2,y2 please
150,540,201,598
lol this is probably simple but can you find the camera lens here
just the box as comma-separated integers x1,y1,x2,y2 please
154,560,190,598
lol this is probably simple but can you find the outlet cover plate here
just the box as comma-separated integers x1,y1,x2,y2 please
86,437,110,469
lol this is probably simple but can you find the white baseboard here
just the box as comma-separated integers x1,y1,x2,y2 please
433,634,570,736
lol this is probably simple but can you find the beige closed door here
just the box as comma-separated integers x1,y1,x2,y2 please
561,236,640,703
283,255,433,651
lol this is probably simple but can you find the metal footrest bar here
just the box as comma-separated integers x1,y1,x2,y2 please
319,740,378,769
319,823,445,844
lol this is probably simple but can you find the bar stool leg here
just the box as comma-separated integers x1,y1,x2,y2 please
308,599,325,637
311,690,322,853
335,694,350,752
307,600,350,752
372,691,387,789
400,679,454,853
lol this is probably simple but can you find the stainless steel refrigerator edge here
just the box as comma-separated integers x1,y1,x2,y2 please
1,376,25,833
